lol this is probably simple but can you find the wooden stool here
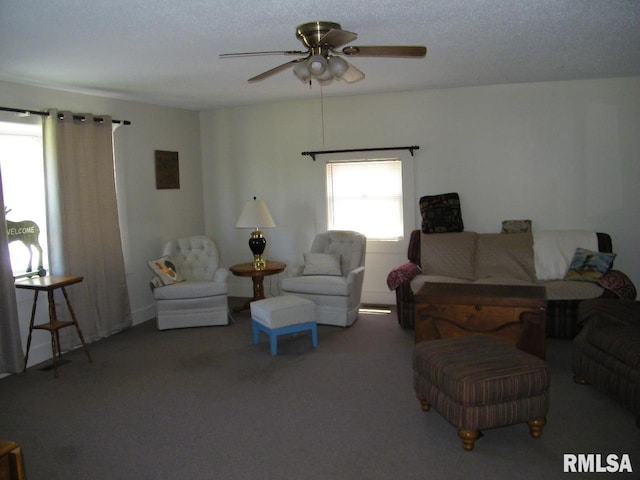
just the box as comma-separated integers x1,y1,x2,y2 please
16,275,92,377
413,335,549,451
250,295,317,355
0,440,26,480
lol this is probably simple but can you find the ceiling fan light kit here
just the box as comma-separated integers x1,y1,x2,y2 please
328,56,348,77
308,54,327,75
293,53,349,82
220,21,427,85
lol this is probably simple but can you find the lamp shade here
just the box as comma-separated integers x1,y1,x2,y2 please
236,197,276,229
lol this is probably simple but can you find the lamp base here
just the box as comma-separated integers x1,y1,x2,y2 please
253,254,266,270
249,230,267,270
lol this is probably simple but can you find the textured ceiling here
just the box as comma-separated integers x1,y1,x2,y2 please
0,0,638,110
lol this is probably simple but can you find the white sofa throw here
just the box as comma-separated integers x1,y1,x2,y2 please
533,230,598,281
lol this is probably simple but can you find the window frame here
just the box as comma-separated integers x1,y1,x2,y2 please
0,118,48,277
324,155,414,242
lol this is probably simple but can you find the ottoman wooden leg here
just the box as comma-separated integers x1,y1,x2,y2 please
573,375,589,385
528,417,546,438
416,394,431,411
458,429,480,451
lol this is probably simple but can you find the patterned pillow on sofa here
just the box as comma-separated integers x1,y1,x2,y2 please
419,192,464,234
564,248,616,282
501,219,532,233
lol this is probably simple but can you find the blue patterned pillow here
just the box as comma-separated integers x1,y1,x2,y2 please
564,248,616,282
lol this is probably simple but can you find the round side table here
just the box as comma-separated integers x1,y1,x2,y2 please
229,261,286,312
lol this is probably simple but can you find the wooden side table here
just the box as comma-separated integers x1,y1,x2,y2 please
15,275,92,377
229,261,286,312
0,440,26,480
414,283,547,359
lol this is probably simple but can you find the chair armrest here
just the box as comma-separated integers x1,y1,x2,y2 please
578,299,640,330
408,229,422,264
214,267,229,283
598,270,637,300
346,266,365,283
346,266,366,300
386,262,421,290
149,276,163,292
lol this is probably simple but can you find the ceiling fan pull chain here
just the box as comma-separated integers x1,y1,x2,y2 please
320,84,325,146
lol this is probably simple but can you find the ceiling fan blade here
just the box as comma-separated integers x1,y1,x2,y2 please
341,62,365,84
341,45,427,57
319,28,357,48
248,59,301,82
220,50,306,58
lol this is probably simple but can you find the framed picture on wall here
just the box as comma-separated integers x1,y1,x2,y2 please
155,150,180,189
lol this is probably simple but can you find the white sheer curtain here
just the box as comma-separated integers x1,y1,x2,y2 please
0,168,24,373
44,110,131,350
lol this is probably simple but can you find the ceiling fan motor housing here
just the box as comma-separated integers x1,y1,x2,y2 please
295,21,342,48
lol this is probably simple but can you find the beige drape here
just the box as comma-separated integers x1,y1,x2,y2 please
44,111,131,350
0,168,24,373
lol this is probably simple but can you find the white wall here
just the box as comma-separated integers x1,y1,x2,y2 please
201,77,640,303
2,76,639,367
0,80,203,367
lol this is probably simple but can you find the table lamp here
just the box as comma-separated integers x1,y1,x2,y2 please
235,197,276,270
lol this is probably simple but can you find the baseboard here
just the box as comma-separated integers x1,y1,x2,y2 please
362,290,394,305
131,304,156,326
24,341,55,369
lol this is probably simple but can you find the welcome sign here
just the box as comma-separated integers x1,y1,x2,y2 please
4,207,44,274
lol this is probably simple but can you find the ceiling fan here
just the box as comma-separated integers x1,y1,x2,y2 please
219,21,427,84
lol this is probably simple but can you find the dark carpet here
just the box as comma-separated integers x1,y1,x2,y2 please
1,300,638,479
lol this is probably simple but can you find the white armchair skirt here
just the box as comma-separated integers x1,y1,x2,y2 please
154,280,229,330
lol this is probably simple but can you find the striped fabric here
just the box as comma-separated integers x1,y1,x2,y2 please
572,299,640,420
415,377,549,431
544,291,617,338
545,299,582,338
587,326,640,367
395,282,415,329
413,335,549,431
572,338,638,414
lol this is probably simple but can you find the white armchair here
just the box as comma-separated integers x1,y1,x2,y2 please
281,231,366,327
150,236,230,330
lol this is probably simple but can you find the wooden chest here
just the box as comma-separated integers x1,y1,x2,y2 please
414,283,547,358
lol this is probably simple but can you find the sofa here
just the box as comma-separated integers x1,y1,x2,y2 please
572,299,640,426
388,229,636,337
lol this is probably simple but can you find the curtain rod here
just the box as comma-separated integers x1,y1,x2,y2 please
0,106,131,125
301,145,419,161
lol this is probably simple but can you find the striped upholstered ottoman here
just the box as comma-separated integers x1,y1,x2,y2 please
413,335,549,451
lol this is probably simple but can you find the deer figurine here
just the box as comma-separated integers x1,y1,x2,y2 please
4,206,45,275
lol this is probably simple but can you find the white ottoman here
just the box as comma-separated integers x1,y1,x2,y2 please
250,295,317,355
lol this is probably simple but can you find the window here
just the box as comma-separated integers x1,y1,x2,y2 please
326,159,403,241
0,121,48,276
